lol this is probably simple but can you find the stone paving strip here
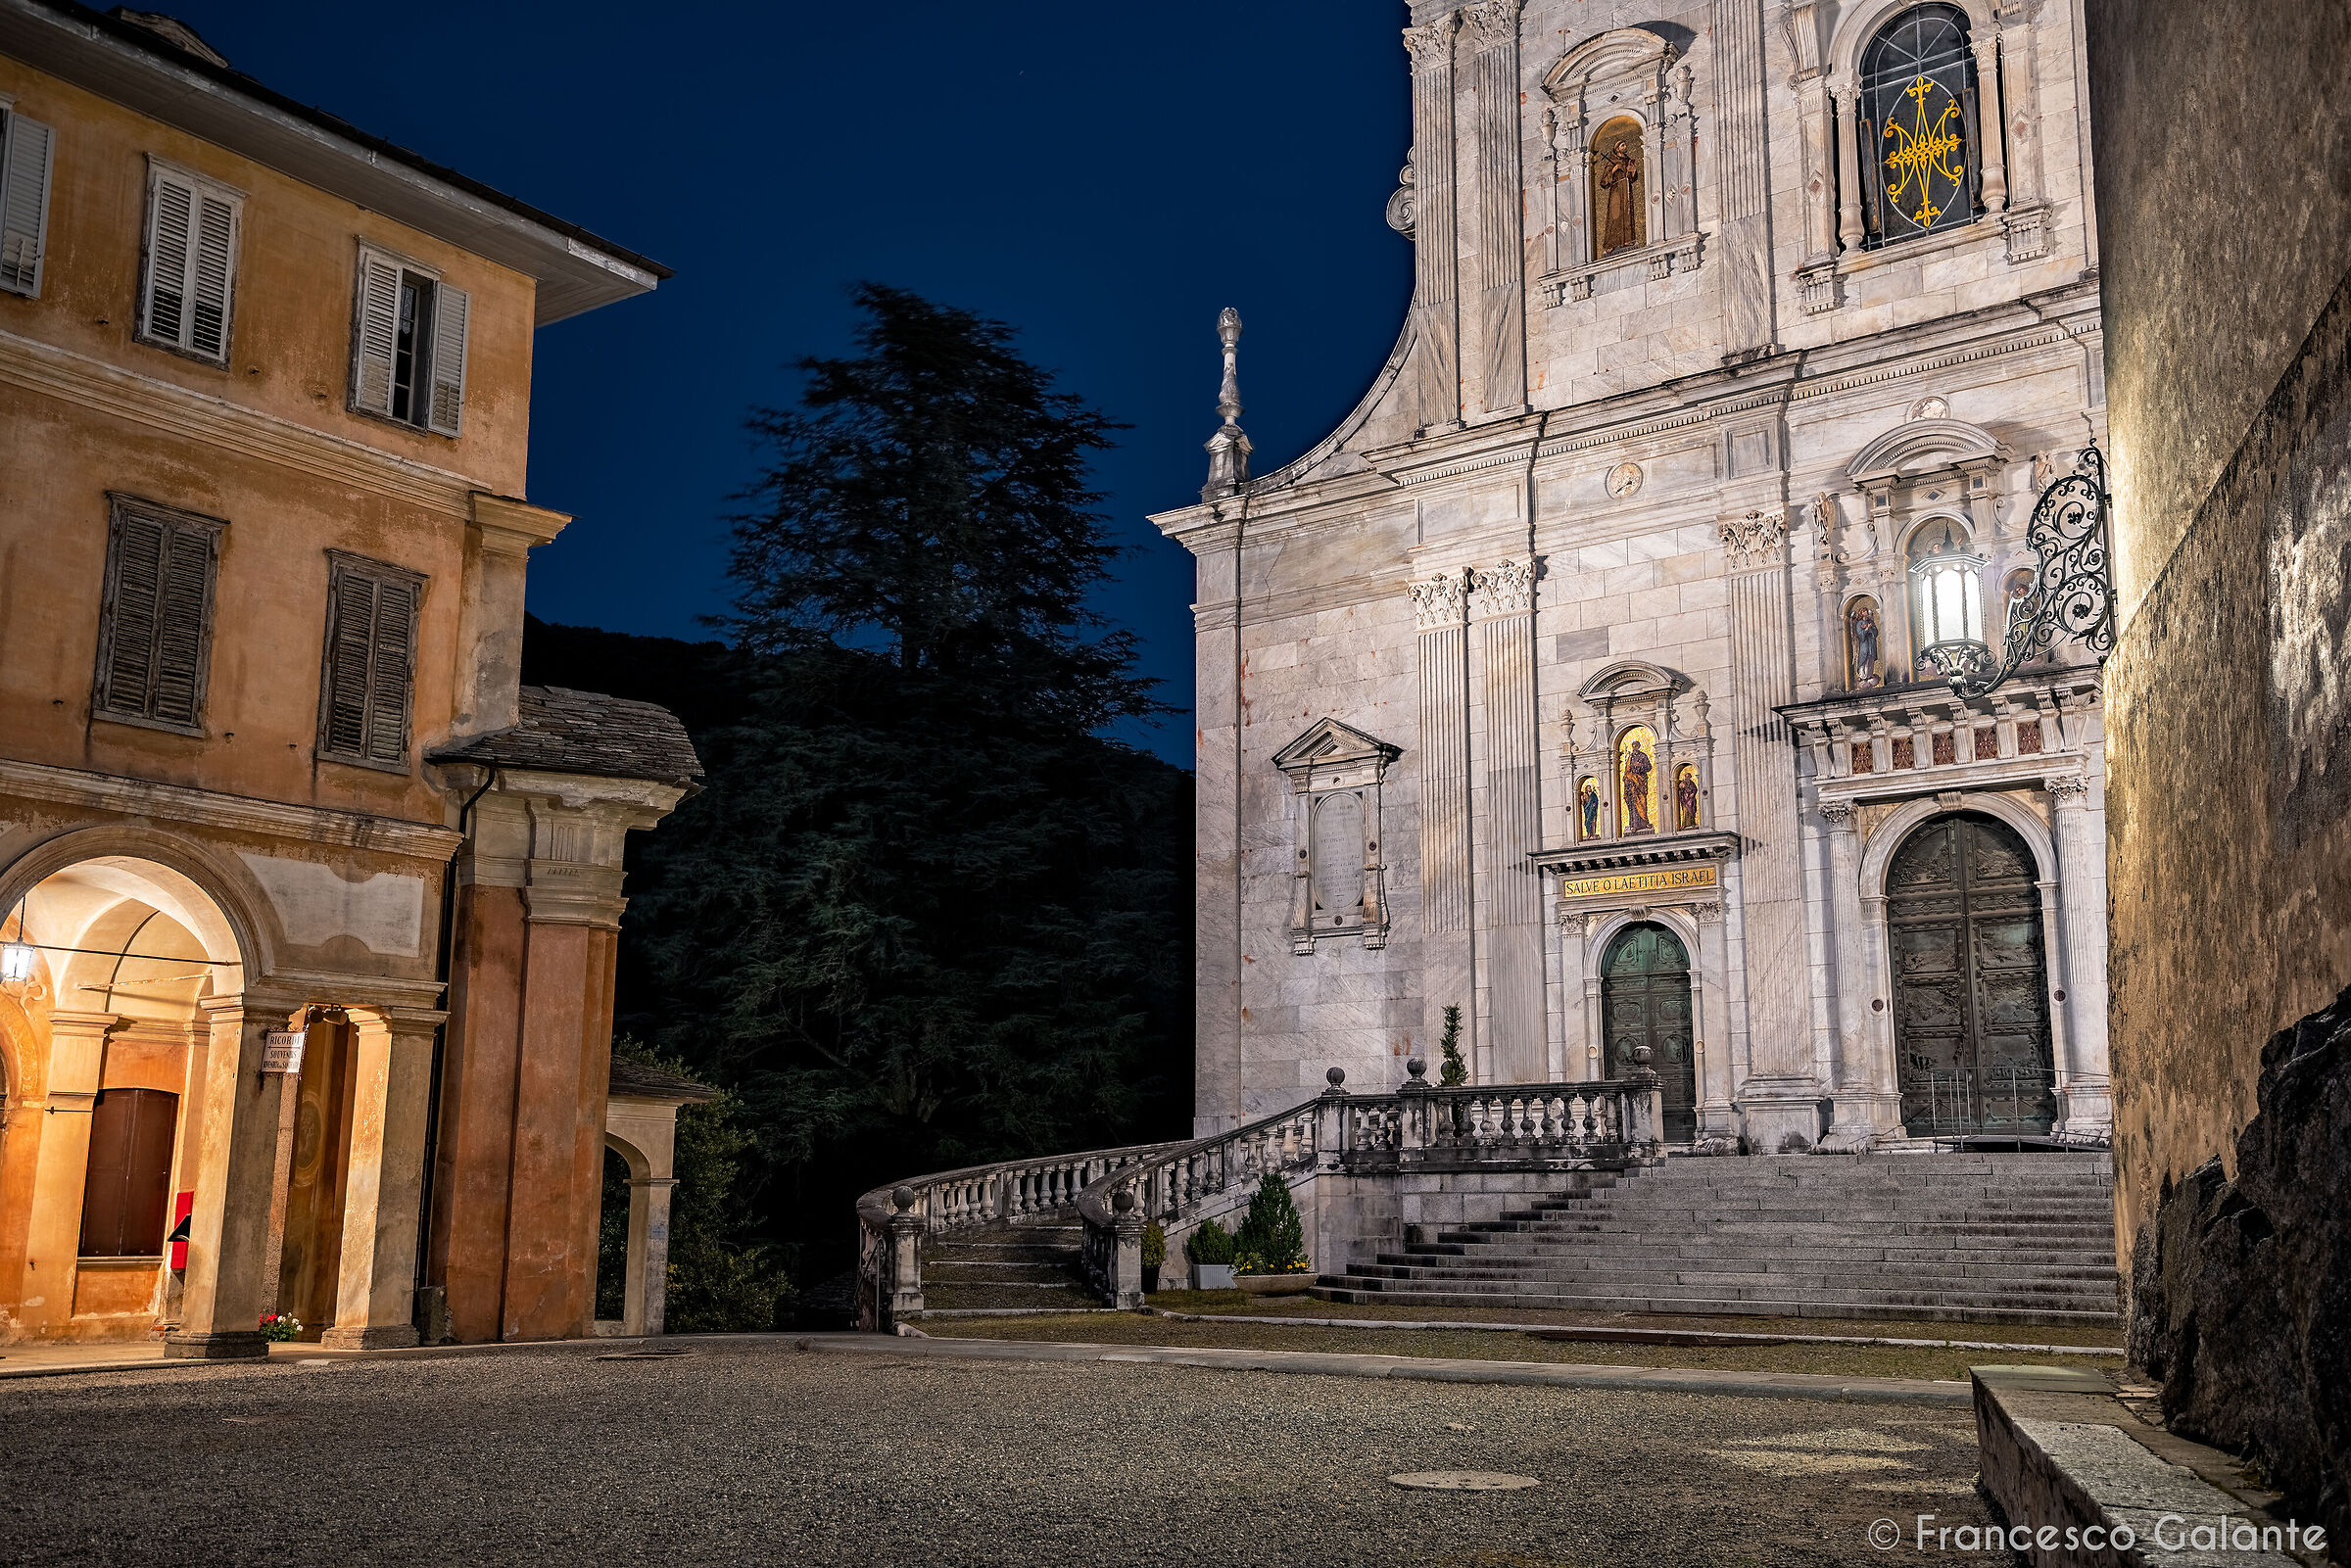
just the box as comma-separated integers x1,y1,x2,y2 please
798,1329,1976,1405
1145,1308,2127,1355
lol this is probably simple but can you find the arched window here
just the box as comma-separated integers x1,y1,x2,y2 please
1860,4,1979,248
1589,116,1646,258
1908,519,1984,673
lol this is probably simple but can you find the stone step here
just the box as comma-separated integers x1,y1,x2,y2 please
1308,1283,2119,1326
1362,1258,2120,1283
1320,1274,2119,1308
1390,1245,2114,1267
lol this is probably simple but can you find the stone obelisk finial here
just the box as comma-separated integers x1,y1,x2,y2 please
1201,308,1254,502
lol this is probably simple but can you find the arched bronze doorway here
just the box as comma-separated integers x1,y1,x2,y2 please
1602,923,1696,1142
1887,812,2056,1135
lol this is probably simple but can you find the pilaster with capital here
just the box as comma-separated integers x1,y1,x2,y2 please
1403,16,1463,432
2045,773,2110,1132
1414,566,1474,1063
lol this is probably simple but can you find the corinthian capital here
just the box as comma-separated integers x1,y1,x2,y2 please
1410,568,1470,631
1717,508,1789,569
1402,15,1457,69
1469,556,1537,619
1459,0,1521,49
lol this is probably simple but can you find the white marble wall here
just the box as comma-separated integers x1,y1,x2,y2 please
1164,0,2112,1143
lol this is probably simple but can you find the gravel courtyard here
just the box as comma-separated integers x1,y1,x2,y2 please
1,1340,1996,1566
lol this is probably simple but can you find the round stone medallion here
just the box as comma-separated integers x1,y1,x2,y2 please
1387,1471,1541,1492
1604,460,1643,499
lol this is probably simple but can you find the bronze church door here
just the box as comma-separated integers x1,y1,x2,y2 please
1887,813,2057,1136
1602,924,1697,1143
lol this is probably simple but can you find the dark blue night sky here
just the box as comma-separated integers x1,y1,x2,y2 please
163,1,1418,762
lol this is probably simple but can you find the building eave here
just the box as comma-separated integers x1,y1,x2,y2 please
0,0,672,325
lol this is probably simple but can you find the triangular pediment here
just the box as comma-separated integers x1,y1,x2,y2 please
1271,717,1402,778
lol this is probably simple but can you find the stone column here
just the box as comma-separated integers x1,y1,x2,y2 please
168,994,298,1359
1720,509,1819,1150
1819,805,1900,1145
1693,902,1737,1134
1415,569,1474,1069
1710,0,1776,356
1969,35,2009,214
323,1008,443,1350
1473,558,1542,1080
1404,16,1463,433
19,1011,124,1336
1832,75,1864,254
2046,775,2111,1134
623,1176,677,1337
1796,74,1838,263
1463,0,1525,416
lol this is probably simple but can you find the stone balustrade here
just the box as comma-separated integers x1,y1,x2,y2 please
1076,1062,1665,1308
854,1139,1184,1332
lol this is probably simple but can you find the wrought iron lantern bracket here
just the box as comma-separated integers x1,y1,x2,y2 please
1921,443,2115,699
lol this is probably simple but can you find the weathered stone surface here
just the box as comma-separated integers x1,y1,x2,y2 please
2127,983,2351,1552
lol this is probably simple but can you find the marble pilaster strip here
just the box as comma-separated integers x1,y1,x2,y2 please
1464,0,1525,413
1720,512,1808,1075
1405,17,1462,430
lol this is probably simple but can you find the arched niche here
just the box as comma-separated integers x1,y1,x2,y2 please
1539,27,1699,296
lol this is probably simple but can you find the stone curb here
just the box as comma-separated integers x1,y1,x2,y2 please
1971,1367,2327,1567
787,1331,1972,1405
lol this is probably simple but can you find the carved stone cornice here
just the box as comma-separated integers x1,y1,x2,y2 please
1410,569,1469,632
1717,508,1789,570
1402,16,1456,68
0,756,462,861
1468,556,1536,619
0,328,485,517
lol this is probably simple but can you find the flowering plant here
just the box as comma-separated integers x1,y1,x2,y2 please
258,1311,302,1343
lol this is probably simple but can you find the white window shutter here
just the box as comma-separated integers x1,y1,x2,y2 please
352,250,402,415
141,169,197,349
0,111,57,298
426,282,468,436
187,192,236,360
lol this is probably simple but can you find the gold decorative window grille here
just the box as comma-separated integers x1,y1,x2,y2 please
1859,4,1980,248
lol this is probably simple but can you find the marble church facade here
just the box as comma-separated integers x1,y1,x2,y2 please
1153,0,2112,1151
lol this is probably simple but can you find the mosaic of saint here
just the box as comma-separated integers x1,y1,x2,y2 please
1674,764,1700,832
1847,595,1883,689
1616,727,1658,835
1590,116,1646,258
1578,777,1603,840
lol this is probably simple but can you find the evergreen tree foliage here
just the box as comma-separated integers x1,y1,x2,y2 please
1232,1171,1307,1274
1438,1004,1468,1087
538,286,1193,1292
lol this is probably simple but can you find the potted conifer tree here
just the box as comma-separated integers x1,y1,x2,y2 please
1230,1172,1313,1295
1186,1218,1237,1290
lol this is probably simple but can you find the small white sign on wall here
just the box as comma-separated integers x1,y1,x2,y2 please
260,1031,306,1074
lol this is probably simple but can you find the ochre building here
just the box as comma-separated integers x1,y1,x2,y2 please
0,3,694,1354
1156,0,2114,1153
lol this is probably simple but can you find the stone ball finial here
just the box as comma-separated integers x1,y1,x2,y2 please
1112,1188,1135,1213
891,1185,916,1212
1407,1057,1427,1080
1327,1067,1347,1087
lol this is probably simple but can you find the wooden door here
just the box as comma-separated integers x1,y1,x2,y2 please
1888,813,2056,1135
1602,924,1698,1142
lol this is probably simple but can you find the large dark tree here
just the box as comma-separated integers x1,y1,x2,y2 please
588,286,1191,1291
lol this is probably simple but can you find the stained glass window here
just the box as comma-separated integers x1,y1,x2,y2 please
1860,4,1979,248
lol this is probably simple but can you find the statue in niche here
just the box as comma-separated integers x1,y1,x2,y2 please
1617,727,1657,834
1675,765,1701,831
1847,597,1883,689
1578,777,1603,840
1591,117,1646,258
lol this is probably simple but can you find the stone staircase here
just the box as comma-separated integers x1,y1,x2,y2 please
918,1219,1094,1312
1316,1152,2120,1325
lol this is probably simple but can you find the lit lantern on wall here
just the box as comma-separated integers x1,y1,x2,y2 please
0,939,34,984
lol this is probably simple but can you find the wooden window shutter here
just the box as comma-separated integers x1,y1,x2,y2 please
149,524,214,726
142,170,196,346
426,282,468,436
94,498,220,732
320,553,423,767
364,576,417,763
351,249,403,415
0,108,54,297
322,566,377,759
188,190,237,359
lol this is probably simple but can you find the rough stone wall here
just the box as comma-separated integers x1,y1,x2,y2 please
2090,0,2351,1268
